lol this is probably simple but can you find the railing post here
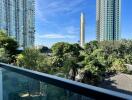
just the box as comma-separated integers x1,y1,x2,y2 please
0,68,3,100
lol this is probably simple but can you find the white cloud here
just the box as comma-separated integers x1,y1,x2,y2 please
36,33,76,39
35,0,86,22
64,26,79,34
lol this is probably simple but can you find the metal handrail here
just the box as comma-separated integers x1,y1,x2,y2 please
0,63,132,100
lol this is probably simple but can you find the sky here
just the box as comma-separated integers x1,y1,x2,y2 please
35,0,132,47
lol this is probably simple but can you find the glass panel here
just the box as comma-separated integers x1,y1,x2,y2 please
0,68,93,100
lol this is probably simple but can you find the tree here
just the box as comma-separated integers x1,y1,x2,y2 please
76,60,101,85
17,48,40,69
51,42,72,57
84,41,99,54
125,54,132,64
71,43,83,57
16,40,132,85
17,48,50,70
36,54,52,73
78,48,104,85
0,48,9,63
51,42,83,79
63,53,80,80
40,46,51,53
111,59,127,73
51,42,71,68
0,30,18,63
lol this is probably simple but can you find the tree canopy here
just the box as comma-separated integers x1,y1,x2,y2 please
0,30,18,63
16,40,132,85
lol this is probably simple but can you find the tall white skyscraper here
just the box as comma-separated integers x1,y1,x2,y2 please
0,0,35,48
80,12,85,47
96,0,121,41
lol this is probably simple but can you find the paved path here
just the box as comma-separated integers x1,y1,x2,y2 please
100,73,132,95
125,64,132,71
109,73,132,92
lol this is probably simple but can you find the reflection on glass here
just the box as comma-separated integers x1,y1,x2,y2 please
0,68,92,100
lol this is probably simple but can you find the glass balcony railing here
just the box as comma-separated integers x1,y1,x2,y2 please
0,63,132,100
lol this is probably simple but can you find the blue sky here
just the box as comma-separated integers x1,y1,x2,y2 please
35,0,132,47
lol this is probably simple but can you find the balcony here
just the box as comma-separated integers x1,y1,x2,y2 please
0,63,132,100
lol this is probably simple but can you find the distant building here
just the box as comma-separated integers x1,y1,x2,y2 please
96,0,121,41
0,0,35,48
80,12,85,47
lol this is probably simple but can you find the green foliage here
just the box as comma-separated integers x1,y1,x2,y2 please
78,40,132,85
0,30,18,63
51,42,82,79
16,40,132,86
0,31,18,54
124,54,132,64
84,41,98,54
0,48,9,63
17,48,40,69
51,56,64,68
17,48,51,72
51,42,72,57
111,59,127,73
71,43,83,57
39,46,51,53
4,29,131,85
63,53,80,80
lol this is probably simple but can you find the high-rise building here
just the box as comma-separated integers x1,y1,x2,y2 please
0,0,35,48
96,0,121,41
80,12,85,47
